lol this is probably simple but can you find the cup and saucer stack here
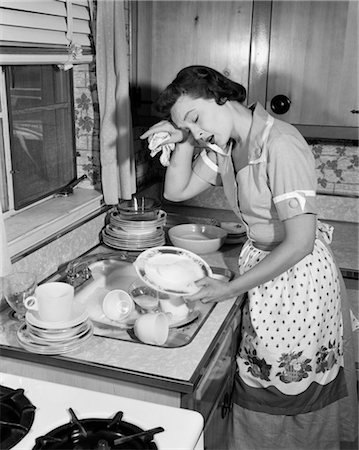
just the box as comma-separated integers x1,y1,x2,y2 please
17,304,93,355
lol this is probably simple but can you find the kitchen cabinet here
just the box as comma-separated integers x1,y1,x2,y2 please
249,0,359,139
189,317,241,450
130,0,358,140
130,0,253,121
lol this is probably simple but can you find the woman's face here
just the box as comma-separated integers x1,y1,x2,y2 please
170,95,234,149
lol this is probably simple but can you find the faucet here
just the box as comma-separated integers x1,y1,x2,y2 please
56,174,87,197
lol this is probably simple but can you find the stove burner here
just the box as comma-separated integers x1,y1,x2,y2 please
33,409,164,449
0,385,36,450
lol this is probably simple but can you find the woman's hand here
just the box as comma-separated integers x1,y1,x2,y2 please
185,277,236,304
140,120,189,148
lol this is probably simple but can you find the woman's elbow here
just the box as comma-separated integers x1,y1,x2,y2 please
303,237,315,256
298,234,316,258
163,190,182,202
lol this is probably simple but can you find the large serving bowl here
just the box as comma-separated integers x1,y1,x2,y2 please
168,224,228,254
117,197,161,221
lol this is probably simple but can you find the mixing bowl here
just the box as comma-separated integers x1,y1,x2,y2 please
168,224,228,254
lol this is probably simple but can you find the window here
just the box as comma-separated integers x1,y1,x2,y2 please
0,65,76,213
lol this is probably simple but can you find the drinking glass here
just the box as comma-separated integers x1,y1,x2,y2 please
3,272,37,321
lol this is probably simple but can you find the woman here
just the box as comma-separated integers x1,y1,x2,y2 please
140,66,357,450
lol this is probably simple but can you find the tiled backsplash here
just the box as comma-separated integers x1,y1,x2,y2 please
312,142,358,197
11,212,107,284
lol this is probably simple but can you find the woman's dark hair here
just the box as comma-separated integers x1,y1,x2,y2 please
155,66,246,118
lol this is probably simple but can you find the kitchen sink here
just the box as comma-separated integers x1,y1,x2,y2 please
61,252,233,348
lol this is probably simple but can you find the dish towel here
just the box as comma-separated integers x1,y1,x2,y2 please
148,132,229,166
148,132,175,167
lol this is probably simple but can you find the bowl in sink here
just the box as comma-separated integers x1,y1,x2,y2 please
168,223,228,254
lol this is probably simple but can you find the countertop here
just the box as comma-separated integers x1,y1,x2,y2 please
1,208,357,393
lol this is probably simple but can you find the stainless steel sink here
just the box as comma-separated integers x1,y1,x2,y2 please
62,251,233,348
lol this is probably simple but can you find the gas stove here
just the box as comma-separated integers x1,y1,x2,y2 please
0,372,204,450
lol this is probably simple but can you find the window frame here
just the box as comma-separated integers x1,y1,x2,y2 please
1,64,78,215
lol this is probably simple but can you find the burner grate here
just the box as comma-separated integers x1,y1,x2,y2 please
33,408,164,450
0,385,36,450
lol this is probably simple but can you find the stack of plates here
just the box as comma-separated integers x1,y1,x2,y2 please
17,304,93,355
102,210,167,251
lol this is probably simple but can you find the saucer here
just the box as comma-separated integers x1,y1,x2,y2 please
25,303,88,330
90,308,140,329
27,319,91,342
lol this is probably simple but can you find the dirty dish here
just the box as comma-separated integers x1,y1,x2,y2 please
220,221,247,244
24,282,74,322
117,197,161,221
17,321,93,355
133,246,212,296
102,289,134,322
128,281,160,312
159,296,189,320
168,224,227,254
133,312,169,345
25,302,88,330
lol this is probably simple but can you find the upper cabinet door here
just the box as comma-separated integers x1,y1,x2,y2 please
133,1,253,119
264,0,358,139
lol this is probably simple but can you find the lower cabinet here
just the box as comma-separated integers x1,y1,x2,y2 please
203,375,234,450
190,314,241,450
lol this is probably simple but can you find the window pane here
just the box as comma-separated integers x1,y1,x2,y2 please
7,65,76,209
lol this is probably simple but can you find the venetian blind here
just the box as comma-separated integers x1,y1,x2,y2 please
0,0,94,64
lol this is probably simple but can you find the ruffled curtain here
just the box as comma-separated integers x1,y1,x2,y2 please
95,0,136,204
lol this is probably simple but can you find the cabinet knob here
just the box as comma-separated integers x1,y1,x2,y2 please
270,95,291,115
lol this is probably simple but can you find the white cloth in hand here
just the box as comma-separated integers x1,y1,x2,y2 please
148,132,175,167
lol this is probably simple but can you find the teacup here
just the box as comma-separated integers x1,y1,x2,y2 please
102,289,134,322
134,312,169,345
24,282,74,323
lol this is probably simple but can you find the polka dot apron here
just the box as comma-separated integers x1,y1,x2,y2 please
233,223,348,414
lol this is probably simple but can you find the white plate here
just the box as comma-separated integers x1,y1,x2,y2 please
102,231,165,251
17,321,94,355
133,246,212,296
25,303,88,330
165,309,200,328
27,319,92,342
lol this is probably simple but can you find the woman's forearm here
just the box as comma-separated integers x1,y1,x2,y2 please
164,140,211,201
164,141,195,200
227,238,313,297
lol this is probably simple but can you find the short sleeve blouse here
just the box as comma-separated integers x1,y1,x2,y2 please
192,103,317,246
